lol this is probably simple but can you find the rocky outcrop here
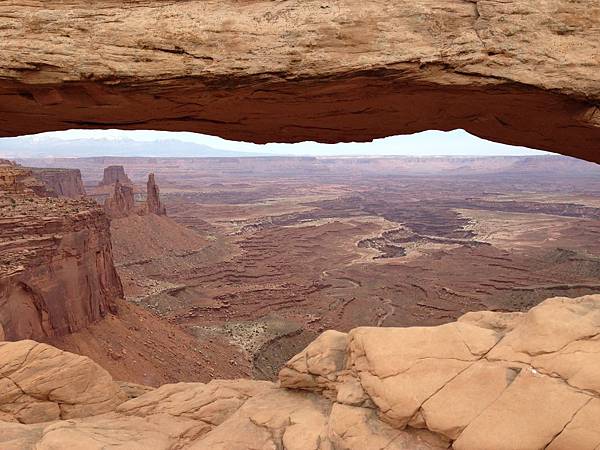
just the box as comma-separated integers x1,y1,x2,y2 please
0,163,123,341
0,340,126,424
145,173,166,216
104,180,135,219
0,161,52,197
1,294,599,449
0,1,599,162
29,168,85,198
103,173,166,218
99,165,132,187
280,294,600,449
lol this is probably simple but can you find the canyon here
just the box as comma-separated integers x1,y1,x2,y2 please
0,0,599,447
1,153,599,448
11,155,600,383
0,160,249,385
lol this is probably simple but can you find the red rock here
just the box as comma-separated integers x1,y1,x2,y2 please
29,168,86,198
3,295,599,448
145,173,166,216
0,163,123,341
99,165,132,187
104,180,135,219
0,2,599,161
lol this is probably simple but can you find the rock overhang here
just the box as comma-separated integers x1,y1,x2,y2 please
0,0,598,162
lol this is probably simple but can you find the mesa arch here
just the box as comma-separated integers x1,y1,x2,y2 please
0,0,599,163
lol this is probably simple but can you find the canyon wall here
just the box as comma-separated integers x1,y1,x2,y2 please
0,162,53,197
0,1,598,162
29,167,85,197
99,165,132,187
0,163,123,341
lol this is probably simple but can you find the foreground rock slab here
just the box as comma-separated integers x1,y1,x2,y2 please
281,294,600,449
1,295,599,449
0,340,126,424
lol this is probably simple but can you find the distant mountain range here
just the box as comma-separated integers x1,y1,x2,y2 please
0,136,268,158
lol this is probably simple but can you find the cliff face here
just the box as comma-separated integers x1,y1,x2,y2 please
0,161,53,197
29,167,85,197
0,1,598,161
0,164,123,341
104,180,135,219
145,173,166,216
99,165,132,187
1,295,598,449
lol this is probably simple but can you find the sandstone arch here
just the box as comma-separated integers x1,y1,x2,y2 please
0,1,598,162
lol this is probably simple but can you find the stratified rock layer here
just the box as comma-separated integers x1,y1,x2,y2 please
0,161,52,197
0,1,598,161
0,163,123,341
29,168,85,198
1,295,599,449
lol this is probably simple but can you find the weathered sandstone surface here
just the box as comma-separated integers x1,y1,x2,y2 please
29,168,85,198
1,294,598,449
0,340,126,424
0,1,599,161
0,163,123,341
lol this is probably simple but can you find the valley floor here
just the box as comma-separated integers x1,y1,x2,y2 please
42,156,600,383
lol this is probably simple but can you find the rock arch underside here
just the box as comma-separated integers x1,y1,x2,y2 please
2,1,600,449
0,0,599,162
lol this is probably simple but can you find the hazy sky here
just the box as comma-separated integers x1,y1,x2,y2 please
14,128,549,157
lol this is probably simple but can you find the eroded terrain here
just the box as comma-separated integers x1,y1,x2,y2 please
20,156,600,380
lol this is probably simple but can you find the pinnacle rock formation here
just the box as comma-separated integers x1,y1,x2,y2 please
145,173,166,216
104,180,135,219
99,165,132,187
1,294,599,449
0,1,599,162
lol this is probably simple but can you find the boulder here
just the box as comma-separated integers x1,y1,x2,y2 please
0,340,126,424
